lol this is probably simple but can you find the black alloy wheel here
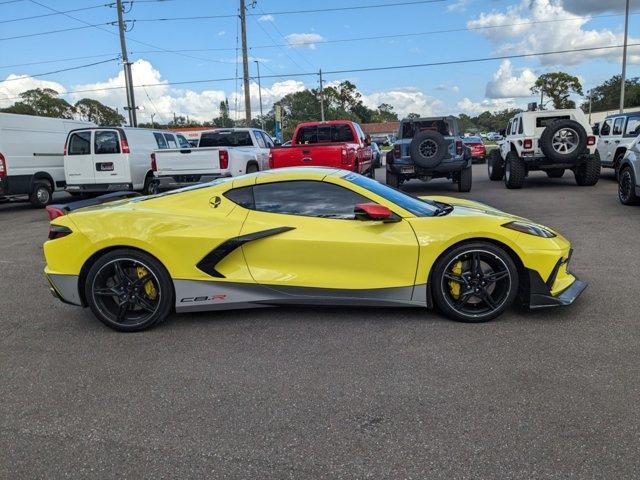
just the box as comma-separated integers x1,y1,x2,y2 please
432,243,519,322
619,167,640,205
85,250,174,331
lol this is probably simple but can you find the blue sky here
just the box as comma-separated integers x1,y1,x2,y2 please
0,0,637,123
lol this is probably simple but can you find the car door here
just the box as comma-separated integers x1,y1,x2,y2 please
237,179,419,299
258,131,274,170
596,119,613,164
252,130,270,170
610,117,626,164
93,129,128,185
65,130,94,184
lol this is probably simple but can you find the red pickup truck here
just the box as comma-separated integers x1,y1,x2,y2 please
269,120,374,176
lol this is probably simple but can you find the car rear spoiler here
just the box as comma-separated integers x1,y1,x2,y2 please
46,191,140,220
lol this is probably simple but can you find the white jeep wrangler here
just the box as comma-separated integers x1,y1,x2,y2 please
487,109,600,189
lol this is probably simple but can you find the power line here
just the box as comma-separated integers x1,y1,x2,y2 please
0,53,119,70
0,22,114,41
3,43,637,102
0,57,119,83
129,0,447,22
0,2,113,24
0,0,25,4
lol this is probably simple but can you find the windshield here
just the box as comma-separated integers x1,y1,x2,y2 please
463,136,482,143
200,131,252,147
342,172,441,217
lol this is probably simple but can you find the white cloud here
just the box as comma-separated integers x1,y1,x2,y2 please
447,0,470,12
469,0,640,66
217,30,226,36
485,60,537,98
0,75,66,108
285,33,325,49
457,97,521,115
258,14,275,22
361,87,442,118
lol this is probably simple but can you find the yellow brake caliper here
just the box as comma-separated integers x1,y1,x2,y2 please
136,266,157,300
448,261,463,299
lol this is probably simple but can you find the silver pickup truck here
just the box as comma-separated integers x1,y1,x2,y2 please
152,128,273,192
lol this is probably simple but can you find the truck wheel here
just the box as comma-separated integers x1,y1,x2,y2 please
29,180,52,208
386,170,400,189
613,152,625,181
504,152,525,189
457,166,472,192
618,166,640,205
539,119,587,163
410,130,447,168
574,154,600,186
487,150,504,181
246,163,259,174
143,175,158,195
546,169,565,178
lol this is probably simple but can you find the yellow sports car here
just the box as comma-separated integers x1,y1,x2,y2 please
44,167,586,332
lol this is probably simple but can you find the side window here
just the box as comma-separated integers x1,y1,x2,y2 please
252,180,370,219
163,133,178,149
511,118,519,135
94,130,120,155
625,117,640,136
224,186,254,208
332,124,355,142
506,120,513,136
176,134,191,148
600,120,612,136
613,117,625,135
154,132,168,149
261,131,274,148
68,131,92,155
254,131,266,148
518,117,524,134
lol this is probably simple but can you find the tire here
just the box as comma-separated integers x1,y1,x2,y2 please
409,130,447,168
85,249,174,332
142,175,158,195
618,166,640,205
368,165,376,179
386,169,399,189
246,162,259,174
487,149,504,181
613,152,625,180
504,151,526,189
386,150,394,166
574,154,600,186
29,180,52,208
457,165,472,192
546,168,565,178
431,241,519,323
539,119,587,163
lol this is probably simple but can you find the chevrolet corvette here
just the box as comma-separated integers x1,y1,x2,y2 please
44,167,586,332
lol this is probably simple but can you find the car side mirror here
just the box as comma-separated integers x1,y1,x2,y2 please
364,135,372,146
592,125,600,136
354,203,396,222
274,139,282,147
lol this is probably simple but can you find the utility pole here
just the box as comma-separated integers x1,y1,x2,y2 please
254,60,264,129
240,0,252,125
319,69,325,121
620,0,630,114
116,0,137,127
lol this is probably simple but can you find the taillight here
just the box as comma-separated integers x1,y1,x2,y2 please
523,138,533,149
45,205,66,221
0,153,6,177
63,141,67,156
587,136,596,146
48,224,72,240
456,140,463,155
393,144,401,159
341,147,348,164
120,136,130,154
268,150,273,169
150,152,157,172
219,149,229,169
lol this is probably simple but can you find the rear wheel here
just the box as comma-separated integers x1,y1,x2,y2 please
143,174,158,195
618,166,640,205
546,168,565,178
504,152,525,189
29,180,52,208
386,169,399,189
574,154,600,186
487,150,504,181
246,162,259,174
613,152,625,180
431,242,519,323
457,165,472,192
85,249,174,332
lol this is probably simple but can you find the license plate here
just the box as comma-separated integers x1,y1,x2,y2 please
96,163,114,171
401,166,415,174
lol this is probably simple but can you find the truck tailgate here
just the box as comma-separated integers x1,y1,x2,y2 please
154,148,222,176
271,145,344,168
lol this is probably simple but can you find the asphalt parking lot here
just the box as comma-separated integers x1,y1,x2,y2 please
2,165,640,479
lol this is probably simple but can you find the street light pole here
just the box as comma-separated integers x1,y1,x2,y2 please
255,60,264,129
116,0,137,127
240,0,252,125
319,69,325,122
620,0,630,114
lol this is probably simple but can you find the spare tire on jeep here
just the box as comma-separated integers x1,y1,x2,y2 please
539,119,587,163
409,130,447,168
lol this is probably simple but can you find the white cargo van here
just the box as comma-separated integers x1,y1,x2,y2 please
0,113,95,207
64,127,189,195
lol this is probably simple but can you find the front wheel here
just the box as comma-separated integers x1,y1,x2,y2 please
431,242,519,323
29,180,52,208
457,165,472,192
386,169,400,189
85,249,174,332
487,150,504,181
619,166,640,205
504,152,525,189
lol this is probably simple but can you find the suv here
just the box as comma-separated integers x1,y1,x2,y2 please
386,116,472,192
595,112,640,178
487,109,599,189
618,136,640,205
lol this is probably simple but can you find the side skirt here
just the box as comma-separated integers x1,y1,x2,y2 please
174,280,429,313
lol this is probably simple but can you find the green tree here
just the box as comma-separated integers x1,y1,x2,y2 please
530,72,583,109
1,88,75,118
213,99,234,127
405,113,421,120
74,98,125,126
372,103,399,122
581,75,640,113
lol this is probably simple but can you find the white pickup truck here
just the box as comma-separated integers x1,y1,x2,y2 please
152,128,274,191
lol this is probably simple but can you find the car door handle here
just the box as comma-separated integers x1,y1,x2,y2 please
302,157,312,162
302,149,311,154
614,140,621,144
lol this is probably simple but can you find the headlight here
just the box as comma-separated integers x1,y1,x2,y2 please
502,221,556,238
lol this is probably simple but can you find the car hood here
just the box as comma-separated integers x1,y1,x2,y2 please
420,195,531,223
